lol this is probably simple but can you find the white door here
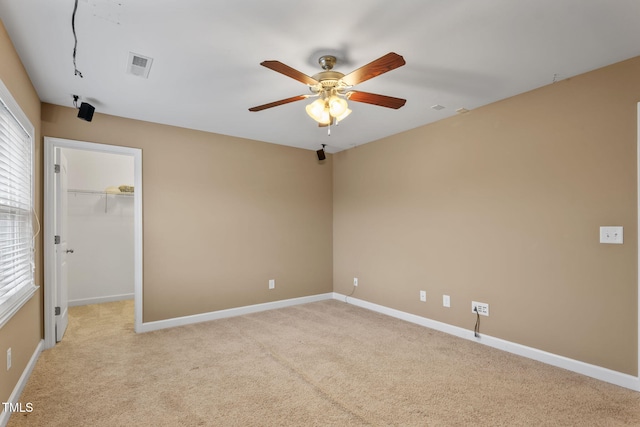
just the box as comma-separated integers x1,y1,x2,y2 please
54,148,70,342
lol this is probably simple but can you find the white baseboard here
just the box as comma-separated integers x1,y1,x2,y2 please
333,293,640,392
138,293,334,333
68,293,134,307
0,339,43,427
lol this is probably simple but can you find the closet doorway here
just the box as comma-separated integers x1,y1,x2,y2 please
64,148,134,307
44,137,143,349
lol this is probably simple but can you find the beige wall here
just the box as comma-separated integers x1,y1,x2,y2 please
334,57,640,375
41,105,334,322
0,21,43,407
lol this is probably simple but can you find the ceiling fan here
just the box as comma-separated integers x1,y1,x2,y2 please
249,52,406,131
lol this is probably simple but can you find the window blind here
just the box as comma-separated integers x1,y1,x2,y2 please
0,96,34,325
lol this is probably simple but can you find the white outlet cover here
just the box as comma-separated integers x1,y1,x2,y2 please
268,279,275,289
443,295,450,307
419,290,426,302
600,226,623,244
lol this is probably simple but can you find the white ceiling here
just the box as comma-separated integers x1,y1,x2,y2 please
2,0,640,153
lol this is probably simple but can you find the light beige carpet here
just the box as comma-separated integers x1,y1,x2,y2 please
7,299,640,426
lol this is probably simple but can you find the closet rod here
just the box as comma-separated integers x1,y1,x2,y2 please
67,189,134,213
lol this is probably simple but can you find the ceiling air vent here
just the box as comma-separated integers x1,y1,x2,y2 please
127,52,153,78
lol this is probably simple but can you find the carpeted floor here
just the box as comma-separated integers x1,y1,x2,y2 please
7,299,640,426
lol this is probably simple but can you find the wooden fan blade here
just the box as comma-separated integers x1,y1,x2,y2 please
340,52,405,86
260,61,319,86
346,91,406,109
249,95,310,112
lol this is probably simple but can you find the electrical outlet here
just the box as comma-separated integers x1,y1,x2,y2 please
443,295,451,307
472,301,489,316
7,348,11,370
419,290,426,302
353,277,358,287
268,279,275,289
600,226,623,244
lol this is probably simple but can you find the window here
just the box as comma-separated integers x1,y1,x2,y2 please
0,80,37,328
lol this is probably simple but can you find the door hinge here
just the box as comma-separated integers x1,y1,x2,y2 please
55,306,61,316
54,235,60,244
54,164,60,173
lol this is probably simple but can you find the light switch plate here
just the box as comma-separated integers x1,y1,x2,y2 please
600,226,623,244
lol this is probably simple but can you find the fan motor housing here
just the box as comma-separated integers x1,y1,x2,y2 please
310,70,346,93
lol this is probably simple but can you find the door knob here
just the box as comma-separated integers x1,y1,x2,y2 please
66,249,74,254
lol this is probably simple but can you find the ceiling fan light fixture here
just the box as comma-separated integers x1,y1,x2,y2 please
305,98,328,123
328,95,348,117
307,94,349,125
318,108,331,125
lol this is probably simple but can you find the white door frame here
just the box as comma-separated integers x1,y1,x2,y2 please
637,103,640,385
44,137,143,349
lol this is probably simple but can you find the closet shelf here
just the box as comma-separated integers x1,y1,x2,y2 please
68,189,134,197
